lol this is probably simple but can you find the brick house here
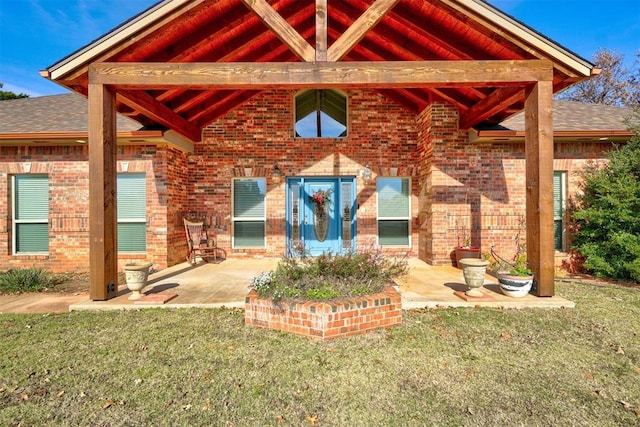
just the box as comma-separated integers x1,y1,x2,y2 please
1,0,633,300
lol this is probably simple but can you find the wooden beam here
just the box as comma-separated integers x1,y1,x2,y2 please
241,0,315,62
328,0,399,61
116,89,202,142
88,83,118,301
316,0,327,61
90,60,555,89
459,87,523,129
524,80,555,297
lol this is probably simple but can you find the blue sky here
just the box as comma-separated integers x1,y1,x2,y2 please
0,0,638,97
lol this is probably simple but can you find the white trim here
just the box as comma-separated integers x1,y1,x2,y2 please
443,0,593,77
11,175,50,255
376,177,412,248
231,177,267,249
47,0,193,80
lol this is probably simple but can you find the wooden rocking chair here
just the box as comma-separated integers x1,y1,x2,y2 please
183,218,225,265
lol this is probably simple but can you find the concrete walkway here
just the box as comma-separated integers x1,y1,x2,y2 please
0,259,574,314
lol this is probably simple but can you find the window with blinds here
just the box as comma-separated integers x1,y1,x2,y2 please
553,171,567,251
117,173,146,252
12,175,49,254
377,177,410,246
233,178,266,248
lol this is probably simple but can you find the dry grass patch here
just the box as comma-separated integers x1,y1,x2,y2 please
1,281,638,426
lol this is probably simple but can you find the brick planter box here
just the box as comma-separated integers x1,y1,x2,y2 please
244,286,402,340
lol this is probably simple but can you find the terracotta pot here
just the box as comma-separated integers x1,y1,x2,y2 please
454,247,480,267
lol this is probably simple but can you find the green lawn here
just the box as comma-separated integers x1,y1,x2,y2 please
1,281,638,426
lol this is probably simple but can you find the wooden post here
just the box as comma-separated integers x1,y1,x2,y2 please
88,83,118,300
524,80,555,296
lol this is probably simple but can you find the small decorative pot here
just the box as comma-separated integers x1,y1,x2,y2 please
497,273,533,298
459,258,489,297
124,262,153,300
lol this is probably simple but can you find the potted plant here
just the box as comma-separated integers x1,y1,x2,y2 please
489,217,533,298
454,218,480,267
123,261,153,300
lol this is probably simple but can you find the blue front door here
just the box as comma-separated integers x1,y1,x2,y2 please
287,177,355,256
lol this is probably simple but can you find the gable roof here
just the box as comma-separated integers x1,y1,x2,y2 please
42,0,596,141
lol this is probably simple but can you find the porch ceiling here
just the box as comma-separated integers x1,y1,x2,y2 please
43,0,595,142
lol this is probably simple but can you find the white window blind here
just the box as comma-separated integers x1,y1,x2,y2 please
117,173,146,252
377,178,410,246
233,178,266,248
13,175,49,253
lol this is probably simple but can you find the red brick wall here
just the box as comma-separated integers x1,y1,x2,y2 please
0,94,618,274
0,144,181,273
198,89,420,258
419,102,618,266
245,286,402,340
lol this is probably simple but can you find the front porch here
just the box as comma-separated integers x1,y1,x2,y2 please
69,258,574,311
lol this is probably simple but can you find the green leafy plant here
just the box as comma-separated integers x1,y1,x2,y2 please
251,245,409,302
0,267,70,294
571,111,640,283
489,216,533,277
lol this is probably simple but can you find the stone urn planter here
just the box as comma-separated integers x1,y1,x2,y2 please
497,272,533,298
123,262,153,300
458,258,489,297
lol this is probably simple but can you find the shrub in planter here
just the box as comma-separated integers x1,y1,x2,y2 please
250,249,408,303
246,248,408,340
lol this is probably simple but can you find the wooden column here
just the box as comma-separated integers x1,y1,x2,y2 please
88,83,118,300
524,80,555,296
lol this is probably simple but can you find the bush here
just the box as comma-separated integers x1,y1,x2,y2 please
250,248,409,302
570,109,640,282
0,267,69,294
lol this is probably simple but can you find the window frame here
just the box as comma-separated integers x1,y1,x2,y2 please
376,177,411,247
232,177,267,248
294,89,348,138
117,173,147,253
554,171,567,252
11,174,49,255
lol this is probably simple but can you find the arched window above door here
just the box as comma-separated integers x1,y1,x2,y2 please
294,89,347,138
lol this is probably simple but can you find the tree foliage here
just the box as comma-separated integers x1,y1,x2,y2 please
558,49,639,107
570,110,640,282
0,83,29,100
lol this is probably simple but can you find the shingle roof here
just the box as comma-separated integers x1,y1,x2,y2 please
501,100,633,131
0,93,141,133
0,94,632,136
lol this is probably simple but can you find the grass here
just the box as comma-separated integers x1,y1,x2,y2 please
1,281,639,426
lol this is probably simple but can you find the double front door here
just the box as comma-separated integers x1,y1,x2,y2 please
287,177,356,256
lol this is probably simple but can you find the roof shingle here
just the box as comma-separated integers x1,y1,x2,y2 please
0,93,141,133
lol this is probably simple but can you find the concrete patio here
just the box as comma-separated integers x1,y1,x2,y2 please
68,258,574,311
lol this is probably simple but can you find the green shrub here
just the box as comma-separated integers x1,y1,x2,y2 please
250,247,409,302
0,267,68,294
571,109,640,282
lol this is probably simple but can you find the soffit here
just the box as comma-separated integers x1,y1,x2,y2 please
44,0,595,141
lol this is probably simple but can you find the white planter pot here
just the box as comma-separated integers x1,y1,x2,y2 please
497,273,533,298
124,262,153,300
